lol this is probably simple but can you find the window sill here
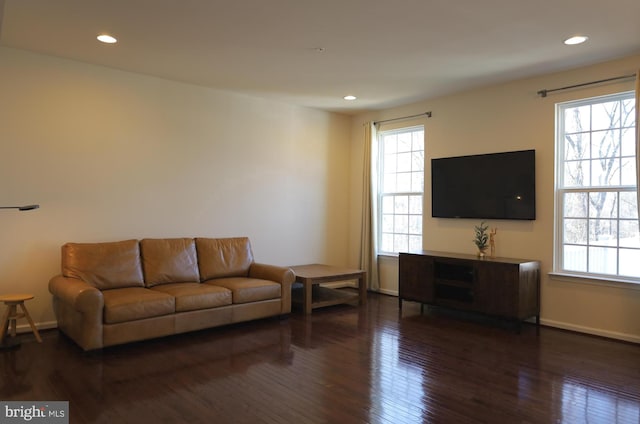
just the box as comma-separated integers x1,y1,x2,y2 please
377,252,399,259
548,272,640,290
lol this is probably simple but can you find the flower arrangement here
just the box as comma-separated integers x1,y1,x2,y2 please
473,221,489,256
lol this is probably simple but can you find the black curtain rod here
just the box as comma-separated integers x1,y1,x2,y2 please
374,111,432,125
537,74,636,98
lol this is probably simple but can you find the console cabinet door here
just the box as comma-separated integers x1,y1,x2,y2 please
475,262,519,319
399,253,434,303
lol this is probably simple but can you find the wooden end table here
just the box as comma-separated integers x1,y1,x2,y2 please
0,294,43,349
290,264,367,314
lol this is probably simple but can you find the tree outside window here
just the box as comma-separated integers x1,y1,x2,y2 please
556,92,639,280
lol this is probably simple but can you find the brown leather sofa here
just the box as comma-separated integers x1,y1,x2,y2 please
48,237,294,351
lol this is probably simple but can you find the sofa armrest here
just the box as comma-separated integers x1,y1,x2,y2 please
249,263,295,286
49,275,104,313
249,263,295,315
49,275,105,350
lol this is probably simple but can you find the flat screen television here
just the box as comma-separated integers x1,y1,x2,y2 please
431,149,536,220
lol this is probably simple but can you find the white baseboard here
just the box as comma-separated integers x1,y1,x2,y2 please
540,319,640,344
368,290,639,344
22,312,640,345
11,320,57,335
375,288,398,296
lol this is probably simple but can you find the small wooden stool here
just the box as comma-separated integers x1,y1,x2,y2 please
0,294,42,344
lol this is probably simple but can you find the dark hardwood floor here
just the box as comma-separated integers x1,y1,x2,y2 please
2,292,639,423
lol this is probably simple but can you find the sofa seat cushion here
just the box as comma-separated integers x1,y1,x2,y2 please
103,287,175,324
205,277,281,304
150,283,232,312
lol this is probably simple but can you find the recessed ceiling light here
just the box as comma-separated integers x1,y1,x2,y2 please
344,95,357,101
97,34,117,44
564,35,588,45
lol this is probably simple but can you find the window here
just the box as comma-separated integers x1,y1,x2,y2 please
377,126,424,254
555,91,639,282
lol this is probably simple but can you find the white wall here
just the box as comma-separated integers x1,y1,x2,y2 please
0,46,351,328
3,44,639,343
349,54,640,342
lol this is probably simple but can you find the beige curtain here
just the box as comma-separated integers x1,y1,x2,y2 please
636,70,640,229
359,122,379,290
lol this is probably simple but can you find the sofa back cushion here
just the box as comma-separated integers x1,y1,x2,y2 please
140,238,200,287
61,239,145,290
196,237,254,280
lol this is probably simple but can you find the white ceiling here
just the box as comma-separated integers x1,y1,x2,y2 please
1,0,639,114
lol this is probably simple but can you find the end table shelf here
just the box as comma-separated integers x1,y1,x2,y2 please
290,264,367,314
292,284,358,309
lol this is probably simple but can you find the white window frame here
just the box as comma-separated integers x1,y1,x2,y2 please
554,91,639,284
376,125,424,255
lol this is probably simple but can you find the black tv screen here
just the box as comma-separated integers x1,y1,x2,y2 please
431,149,536,220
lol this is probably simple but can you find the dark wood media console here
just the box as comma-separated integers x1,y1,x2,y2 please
399,250,540,326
